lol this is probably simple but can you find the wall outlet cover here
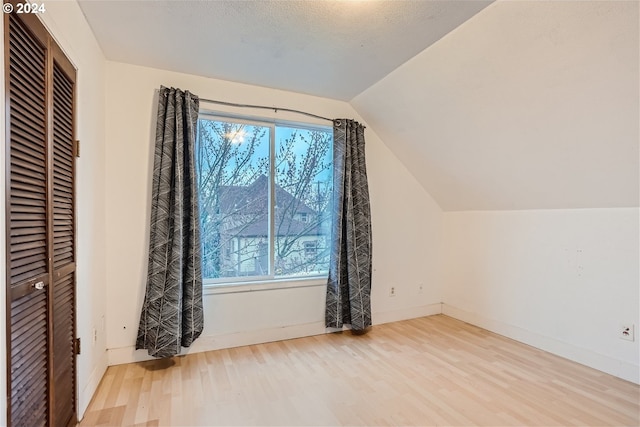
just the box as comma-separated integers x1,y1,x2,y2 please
620,324,634,341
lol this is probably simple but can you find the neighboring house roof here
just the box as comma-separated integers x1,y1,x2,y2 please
218,175,324,238
218,174,315,215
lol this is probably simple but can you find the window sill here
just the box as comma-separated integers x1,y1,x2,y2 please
204,276,327,295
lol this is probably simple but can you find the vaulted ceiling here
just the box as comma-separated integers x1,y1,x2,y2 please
78,0,638,211
352,1,639,210
77,0,491,101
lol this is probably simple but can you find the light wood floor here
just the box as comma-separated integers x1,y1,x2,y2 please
80,315,639,426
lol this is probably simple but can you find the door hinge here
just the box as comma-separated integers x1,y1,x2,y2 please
74,337,81,355
73,140,80,158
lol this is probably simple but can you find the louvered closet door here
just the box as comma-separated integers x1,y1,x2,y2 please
6,12,50,427
51,60,77,427
5,7,78,427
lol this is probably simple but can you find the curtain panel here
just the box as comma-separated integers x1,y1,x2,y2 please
325,119,373,332
136,86,204,358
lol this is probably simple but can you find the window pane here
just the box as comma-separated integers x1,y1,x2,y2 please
274,126,333,278
197,119,271,280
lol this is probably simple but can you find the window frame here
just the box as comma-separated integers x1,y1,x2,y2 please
197,110,333,289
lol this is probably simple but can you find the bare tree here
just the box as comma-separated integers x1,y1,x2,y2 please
197,119,332,279
197,120,268,278
274,130,332,275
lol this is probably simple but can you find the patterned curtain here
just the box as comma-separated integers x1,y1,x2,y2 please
325,119,373,332
136,86,204,358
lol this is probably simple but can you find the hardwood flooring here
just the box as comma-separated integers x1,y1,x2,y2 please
80,315,639,426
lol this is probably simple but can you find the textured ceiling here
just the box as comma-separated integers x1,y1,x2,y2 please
77,0,491,101
77,0,637,211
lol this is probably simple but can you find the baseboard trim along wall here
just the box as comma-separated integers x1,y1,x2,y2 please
78,354,108,420
106,302,638,385
442,304,640,384
373,303,443,325
107,303,444,366
108,321,326,366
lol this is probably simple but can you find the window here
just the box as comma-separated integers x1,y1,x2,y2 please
304,241,317,257
196,114,333,284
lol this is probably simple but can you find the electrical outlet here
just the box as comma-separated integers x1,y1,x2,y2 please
389,286,396,297
418,284,424,294
92,327,97,345
620,324,634,341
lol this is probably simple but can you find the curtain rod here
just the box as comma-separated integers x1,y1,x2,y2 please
199,97,334,123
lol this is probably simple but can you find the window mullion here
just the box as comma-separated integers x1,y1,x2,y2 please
269,124,276,278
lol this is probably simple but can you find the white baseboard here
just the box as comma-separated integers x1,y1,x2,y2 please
108,321,327,365
107,303,443,366
442,304,640,385
194,321,328,352
373,303,443,325
78,352,108,421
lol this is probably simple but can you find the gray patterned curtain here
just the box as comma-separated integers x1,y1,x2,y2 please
325,119,373,332
136,86,204,358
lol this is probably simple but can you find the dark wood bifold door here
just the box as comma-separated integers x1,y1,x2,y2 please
4,5,78,427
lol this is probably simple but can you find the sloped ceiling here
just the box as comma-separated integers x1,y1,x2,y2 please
77,0,491,101
352,1,639,211
78,0,638,211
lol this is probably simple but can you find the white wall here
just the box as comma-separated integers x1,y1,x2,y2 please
104,61,443,365
443,208,639,383
352,0,638,211
349,0,639,384
36,1,109,418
